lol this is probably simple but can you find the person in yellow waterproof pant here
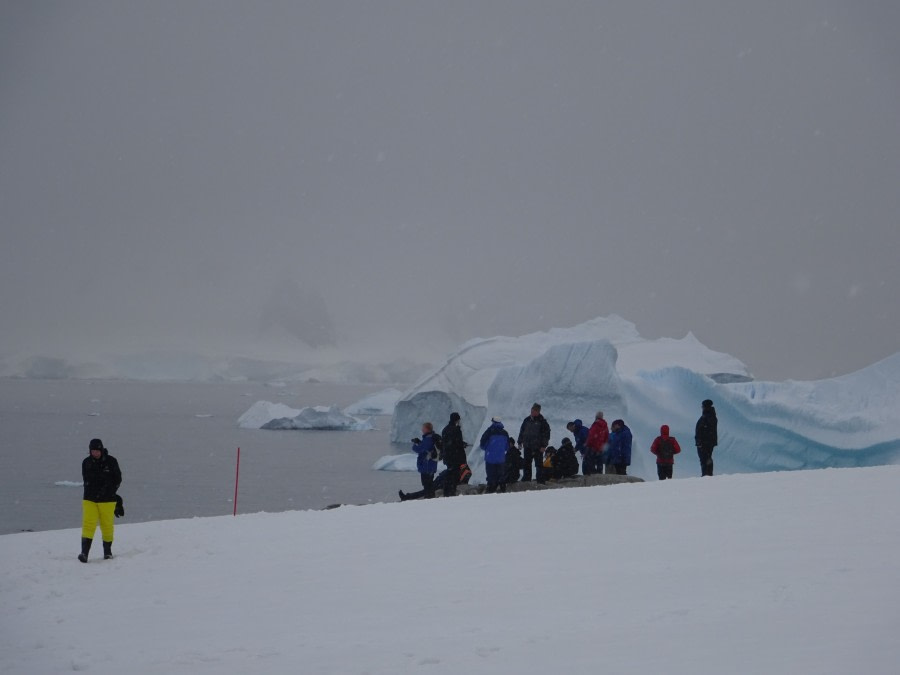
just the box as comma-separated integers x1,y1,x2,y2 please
79,438,122,562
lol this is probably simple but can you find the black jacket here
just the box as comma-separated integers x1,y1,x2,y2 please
504,446,522,483
441,422,467,468
695,408,718,448
82,449,122,503
553,440,580,478
518,414,551,450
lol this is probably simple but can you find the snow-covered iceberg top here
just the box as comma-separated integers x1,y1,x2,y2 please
397,315,748,410
238,401,374,431
343,388,403,416
384,315,900,481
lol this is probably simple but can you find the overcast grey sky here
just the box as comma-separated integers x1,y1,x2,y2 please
1,1,898,379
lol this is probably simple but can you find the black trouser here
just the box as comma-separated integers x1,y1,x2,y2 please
442,466,459,497
485,462,506,493
613,463,628,475
582,452,603,475
698,446,714,476
420,473,435,497
522,447,543,482
657,464,673,480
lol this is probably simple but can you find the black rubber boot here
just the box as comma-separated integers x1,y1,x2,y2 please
78,538,92,563
103,541,113,560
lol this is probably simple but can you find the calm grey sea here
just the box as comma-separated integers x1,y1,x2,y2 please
0,379,411,535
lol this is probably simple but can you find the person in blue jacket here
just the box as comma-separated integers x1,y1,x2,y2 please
406,422,439,499
606,419,633,475
480,417,510,493
566,419,590,474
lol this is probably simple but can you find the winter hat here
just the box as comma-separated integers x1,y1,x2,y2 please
702,399,714,409
491,416,502,423
660,425,670,436
89,438,104,451
449,412,461,423
531,403,541,412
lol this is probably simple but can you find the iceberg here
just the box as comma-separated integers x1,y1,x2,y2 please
238,401,374,431
384,316,900,480
343,388,404,416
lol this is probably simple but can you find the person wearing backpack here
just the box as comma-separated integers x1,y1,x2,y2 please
650,425,682,480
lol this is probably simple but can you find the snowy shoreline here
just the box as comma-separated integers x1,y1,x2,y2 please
3,466,898,674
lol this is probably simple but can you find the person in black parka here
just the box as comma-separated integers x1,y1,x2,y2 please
518,403,551,483
440,412,469,497
79,438,122,562
551,438,580,479
695,399,718,476
504,437,522,485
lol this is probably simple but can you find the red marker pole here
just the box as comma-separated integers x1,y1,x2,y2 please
233,447,241,516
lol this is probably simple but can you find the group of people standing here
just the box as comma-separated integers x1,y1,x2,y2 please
402,399,720,499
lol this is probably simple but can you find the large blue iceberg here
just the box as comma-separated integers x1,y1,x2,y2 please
383,316,900,480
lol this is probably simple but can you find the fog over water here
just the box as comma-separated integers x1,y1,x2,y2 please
2,2,898,379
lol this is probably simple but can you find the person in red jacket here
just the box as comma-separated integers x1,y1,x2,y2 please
584,411,609,475
650,425,681,480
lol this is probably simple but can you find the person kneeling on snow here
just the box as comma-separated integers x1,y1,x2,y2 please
553,438,580,479
543,439,579,480
400,463,472,501
403,423,439,500
480,417,510,493
650,425,681,480
606,419,633,475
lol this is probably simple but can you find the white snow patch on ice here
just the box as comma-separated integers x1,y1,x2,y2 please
53,481,83,487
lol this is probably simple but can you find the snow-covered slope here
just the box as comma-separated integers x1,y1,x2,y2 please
389,316,900,480
2,467,898,674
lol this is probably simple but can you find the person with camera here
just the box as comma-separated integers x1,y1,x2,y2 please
440,412,469,497
405,422,439,499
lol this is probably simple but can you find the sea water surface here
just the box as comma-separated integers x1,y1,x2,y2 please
0,379,412,535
